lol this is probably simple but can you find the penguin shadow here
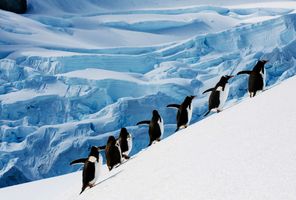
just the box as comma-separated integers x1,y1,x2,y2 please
72,170,123,197
115,156,136,168
93,169,123,187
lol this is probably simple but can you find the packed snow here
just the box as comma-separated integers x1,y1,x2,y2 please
1,74,296,200
1,0,296,189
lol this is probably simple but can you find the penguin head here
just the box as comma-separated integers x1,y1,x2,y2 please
107,136,117,146
183,95,195,106
223,75,234,81
152,110,161,121
119,127,129,139
152,110,159,116
215,75,233,89
89,146,100,159
253,60,268,73
218,75,233,86
261,60,268,74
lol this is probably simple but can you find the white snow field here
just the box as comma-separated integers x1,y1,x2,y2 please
1,0,296,188
1,73,296,200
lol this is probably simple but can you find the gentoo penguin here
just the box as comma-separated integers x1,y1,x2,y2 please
203,75,233,116
70,146,102,194
167,95,195,132
237,60,268,97
136,110,164,146
118,128,132,159
105,136,122,171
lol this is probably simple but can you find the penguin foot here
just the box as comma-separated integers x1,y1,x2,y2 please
149,139,161,146
122,154,130,160
212,108,221,113
250,92,255,98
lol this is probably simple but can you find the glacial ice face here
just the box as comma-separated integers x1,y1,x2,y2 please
1,2,296,187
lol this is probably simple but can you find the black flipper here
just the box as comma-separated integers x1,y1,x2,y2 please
166,104,180,109
136,120,150,125
70,158,87,165
204,110,211,117
237,70,252,75
97,145,106,150
202,88,214,94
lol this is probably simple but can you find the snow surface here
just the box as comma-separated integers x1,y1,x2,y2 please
1,0,296,188
1,75,296,200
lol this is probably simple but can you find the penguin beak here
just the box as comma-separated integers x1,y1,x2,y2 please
227,75,234,80
191,95,196,99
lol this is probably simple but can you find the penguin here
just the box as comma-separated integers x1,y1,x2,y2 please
70,146,102,194
105,136,122,171
136,110,164,146
237,60,268,97
118,127,133,159
203,75,233,116
167,95,195,132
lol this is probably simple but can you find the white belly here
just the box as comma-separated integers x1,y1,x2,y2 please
89,154,102,185
261,70,266,89
127,136,133,155
186,105,193,126
218,84,230,110
158,118,164,139
122,136,133,156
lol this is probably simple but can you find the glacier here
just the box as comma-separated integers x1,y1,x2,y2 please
1,0,296,187
1,68,296,200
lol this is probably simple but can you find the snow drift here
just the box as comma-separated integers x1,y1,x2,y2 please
1,0,296,187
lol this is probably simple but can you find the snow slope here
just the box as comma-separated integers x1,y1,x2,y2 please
1,75,296,200
1,0,296,187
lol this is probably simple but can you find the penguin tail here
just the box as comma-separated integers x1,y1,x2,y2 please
108,166,113,171
175,127,179,132
80,185,87,195
204,110,211,117
147,141,152,147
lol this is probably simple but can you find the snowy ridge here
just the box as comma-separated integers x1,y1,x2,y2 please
1,0,296,187
1,75,296,200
